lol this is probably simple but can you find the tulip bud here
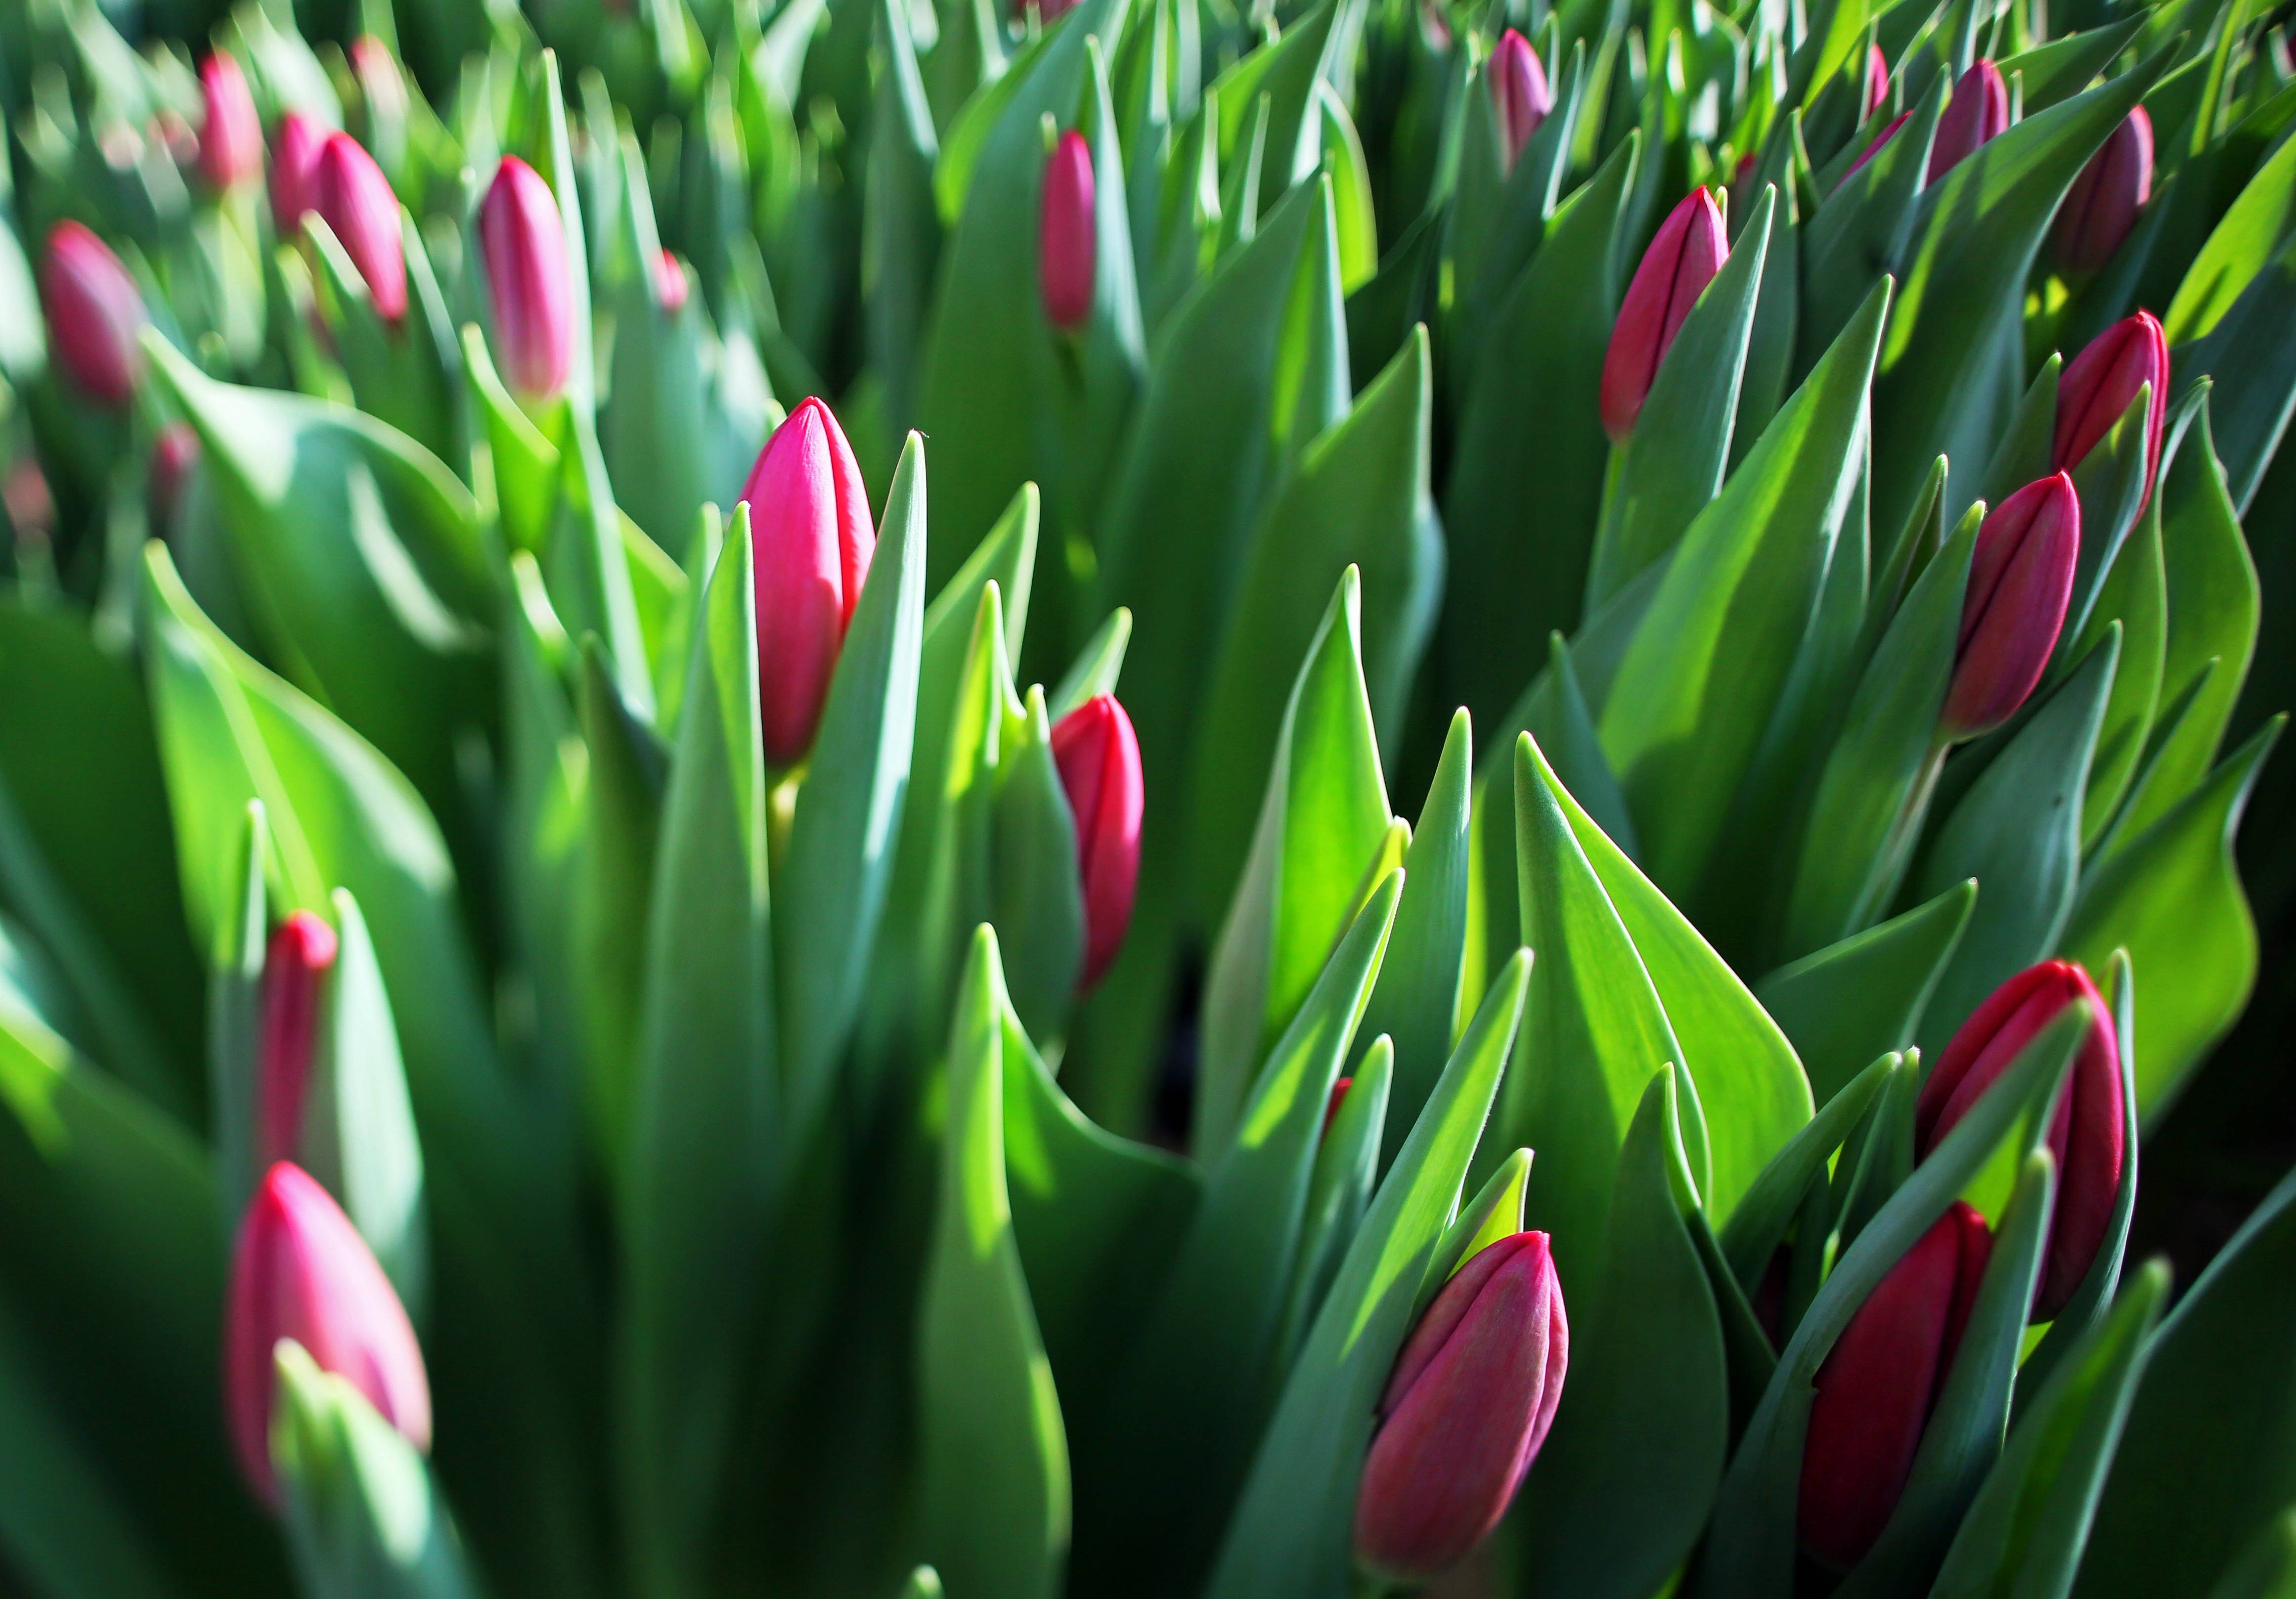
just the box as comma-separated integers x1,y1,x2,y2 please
653,247,691,313
148,422,202,534
1040,131,1097,332
1800,1201,1990,1570
737,398,875,764
1598,187,1728,441
479,157,574,401
1861,43,1892,120
199,52,263,192
349,37,407,127
1927,60,2008,182
1916,961,2123,1319
39,221,147,407
1050,694,1144,988
2054,311,2168,512
1840,110,1913,185
258,912,339,1170
2052,108,2152,273
309,132,406,322
1323,1076,1356,1136
271,112,324,229
225,1162,431,1501
1355,1232,1568,1582
1940,473,2079,740
1489,30,1553,171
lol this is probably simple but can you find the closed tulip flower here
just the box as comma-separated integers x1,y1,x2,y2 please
1598,187,1728,441
1355,1232,1568,1582
479,156,575,401
1489,30,1553,171
40,221,147,407
198,52,263,192
310,132,406,321
738,398,875,764
654,247,691,313
1861,43,1892,119
258,912,339,1169
1917,961,2123,1319
1940,473,2079,740
271,111,324,229
225,1162,431,1501
1040,131,1096,332
1841,110,1913,185
1928,60,2008,181
2052,108,2152,273
148,422,201,532
2054,311,2168,511
1050,694,1144,987
1800,1202,1992,1571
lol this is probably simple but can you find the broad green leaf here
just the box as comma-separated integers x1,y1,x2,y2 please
545,414,657,722
1716,1052,1906,1286
2164,118,2296,345
1206,0,1346,206
993,688,1088,1037
866,0,944,434
1049,607,1131,720
1272,1039,1392,1367
2073,487,2167,852
576,647,665,1179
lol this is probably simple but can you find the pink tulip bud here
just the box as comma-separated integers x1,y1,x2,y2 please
1488,30,1553,171
1323,1076,1356,1136
148,422,202,532
479,157,574,400
1861,44,1892,120
225,1162,431,1501
310,132,406,321
270,112,324,229
1917,961,2122,1319
198,52,263,192
1940,473,2079,740
1039,131,1097,332
1927,60,2008,182
349,37,406,126
258,912,339,1170
737,398,875,764
1598,187,1728,441
2052,108,2152,273
1800,1201,1991,1571
2054,311,2168,512
39,221,147,408
653,248,691,313
1355,1232,1569,1581
1050,694,1143,989
1840,110,1913,185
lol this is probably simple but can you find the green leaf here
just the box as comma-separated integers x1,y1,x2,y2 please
1049,606,1131,719
865,0,944,433
1271,1038,1392,1367
994,688,1089,1037
2163,115,2296,346
1206,0,1348,208
917,929,1070,1599
1716,1052,1906,1287
2072,486,2167,852
545,413,657,723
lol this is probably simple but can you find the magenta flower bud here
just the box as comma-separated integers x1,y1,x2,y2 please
1355,1232,1568,1582
258,911,340,1170
198,52,263,192
1841,110,1913,185
1598,187,1728,441
1861,44,1892,120
1927,60,2008,182
225,1161,431,1501
479,156,575,400
1916,960,2122,1319
148,421,202,533
1050,694,1143,988
310,132,406,321
1040,130,1097,332
271,112,324,229
350,36,407,126
737,397,875,764
1800,1201,1991,1571
2054,311,2168,512
39,221,147,408
2052,107,2152,273
653,247,691,313
1941,473,2079,739
1488,30,1553,171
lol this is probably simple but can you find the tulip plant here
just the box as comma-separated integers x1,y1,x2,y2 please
3,0,2296,1596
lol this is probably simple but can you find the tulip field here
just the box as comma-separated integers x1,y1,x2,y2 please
5,0,2296,1593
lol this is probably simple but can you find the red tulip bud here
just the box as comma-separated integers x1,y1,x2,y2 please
1040,130,1097,332
225,1162,431,1501
1861,44,1892,120
737,398,875,764
1800,1201,1991,1571
2052,108,2152,274
479,156,574,401
39,221,147,408
1323,1076,1356,1136
1489,30,1553,171
1599,188,1728,442
198,52,263,192
654,248,691,313
1927,60,2008,182
1050,694,1143,988
271,112,324,229
310,132,406,321
149,422,202,533
1916,961,2122,1319
1355,1232,1569,1582
2054,311,2167,511
1841,110,1913,185
1941,473,2079,740
258,912,339,1170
